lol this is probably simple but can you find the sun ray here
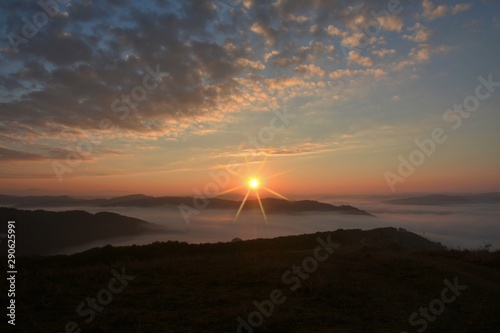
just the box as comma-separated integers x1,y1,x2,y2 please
233,188,251,223
214,185,245,197
214,153,291,224
255,190,268,224
261,186,290,201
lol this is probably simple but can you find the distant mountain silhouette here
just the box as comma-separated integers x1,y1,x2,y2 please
0,194,374,216
236,198,373,216
0,207,166,256
383,193,500,206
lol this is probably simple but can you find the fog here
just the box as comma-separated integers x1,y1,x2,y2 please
46,199,500,254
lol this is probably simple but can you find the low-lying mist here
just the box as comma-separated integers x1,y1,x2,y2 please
44,199,500,255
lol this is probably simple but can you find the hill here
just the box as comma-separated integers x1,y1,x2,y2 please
0,207,167,256
3,229,499,332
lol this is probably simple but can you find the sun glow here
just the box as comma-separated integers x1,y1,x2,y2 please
213,154,290,224
249,178,260,189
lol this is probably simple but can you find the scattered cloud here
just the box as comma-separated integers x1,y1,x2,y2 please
329,68,385,80
348,51,373,67
372,48,396,58
376,15,404,32
403,23,432,43
236,58,265,70
250,22,277,45
421,0,472,21
327,25,344,37
294,64,326,79
409,46,431,62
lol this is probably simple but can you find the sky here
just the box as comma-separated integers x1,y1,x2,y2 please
0,0,499,197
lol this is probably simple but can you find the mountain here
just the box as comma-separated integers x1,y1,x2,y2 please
0,194,374,216
469,192,500,204
0,207,168,256
233,197,373,216
383,192,500,206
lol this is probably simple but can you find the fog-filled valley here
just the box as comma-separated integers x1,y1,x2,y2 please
29,196,498,255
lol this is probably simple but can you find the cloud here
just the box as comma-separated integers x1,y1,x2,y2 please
310,24,322,34
0,146,45,161
341,32,367,49
294,64,326,78
376,15,404,32
242,0,254,9
409,46,431,62
326,22,381,51
451,3,473,15
329,68,386,80
250,22,277,45
265,77,305,91
348,51,373,67
327,25,344,37
25,33,94,65
301,41,335,55
0,0,477,153
264,50,280,62
421,0,472,21
403,23,431,43
0,1,247,139
233,142,332,157
273,55,303,67
395,42,454,71
372,48,396,58
286,14,309,23
236,58,265,70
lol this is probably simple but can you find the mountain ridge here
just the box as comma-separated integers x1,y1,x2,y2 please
0,193,374,216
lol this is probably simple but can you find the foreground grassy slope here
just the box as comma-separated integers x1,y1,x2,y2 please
2,229,499,333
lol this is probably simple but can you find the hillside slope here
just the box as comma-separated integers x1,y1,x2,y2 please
0,207,166,255
5,229,499,332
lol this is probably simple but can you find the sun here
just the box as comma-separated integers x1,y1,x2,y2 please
249,178,260,189
213,154,291,224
